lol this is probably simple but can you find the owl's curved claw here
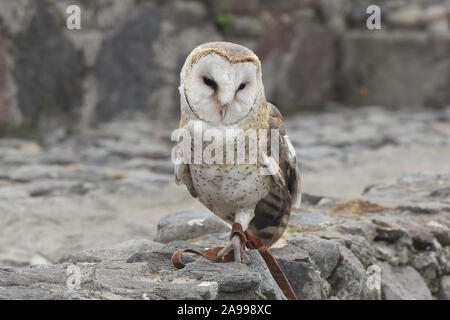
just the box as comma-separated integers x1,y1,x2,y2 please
216,234,249,263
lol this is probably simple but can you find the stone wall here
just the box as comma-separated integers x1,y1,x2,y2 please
0,0,449,129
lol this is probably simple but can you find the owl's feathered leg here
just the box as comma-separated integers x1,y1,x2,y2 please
217,209,254,263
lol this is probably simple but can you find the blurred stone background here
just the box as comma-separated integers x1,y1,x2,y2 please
0,0,450,300
0,0,448,130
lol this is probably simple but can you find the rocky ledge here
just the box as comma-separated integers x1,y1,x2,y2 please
1,172,449,300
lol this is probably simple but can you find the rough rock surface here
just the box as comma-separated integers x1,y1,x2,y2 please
439,275,450,300
338,31,450,108
0,30,11,125
155,211,230,243
96,2,161,120
380,263,432,300
1,239,285,300
14,0,83,128
1,169,448,299
0,0,449,127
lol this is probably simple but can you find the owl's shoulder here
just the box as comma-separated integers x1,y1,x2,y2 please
178,110,192,129
266,102,286,135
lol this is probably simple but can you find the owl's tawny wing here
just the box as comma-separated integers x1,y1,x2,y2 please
249,103,301,247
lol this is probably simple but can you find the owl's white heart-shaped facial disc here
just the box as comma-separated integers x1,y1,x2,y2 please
184,54,259,125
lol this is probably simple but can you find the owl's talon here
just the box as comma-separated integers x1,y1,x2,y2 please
216,234,249,263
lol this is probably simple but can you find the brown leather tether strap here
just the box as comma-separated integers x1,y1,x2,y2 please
244,231,296,300
256,246,297,300
171,247,225,269
245,231,264,250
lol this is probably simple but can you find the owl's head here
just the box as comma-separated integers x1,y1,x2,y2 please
180,42,264,125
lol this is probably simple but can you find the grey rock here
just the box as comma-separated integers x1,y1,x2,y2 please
127,247,180,273
120,158,174,174
380,262,432,300
374,226,409,244
432,228,450,247
397,172,437,184
259,0,303,14
0,186,29,199
348,235,377,269
180,232,230,249
244,251,287,300
373,242,410,266
163,0,210,29
363,172,450,214
0,264,76,300
422,5,449,33
272,243,330,299
37,150,81,166
300,145,344,162
23,179,82,197
0,247,51,267
300,193,324,206
337,220,377,241
386,4,423,28
0,0,35,36
14,0,83,128
430,187,450,199
94,261,219,300
316,0,346,31
0,241,286,300
328,245,379,300
231,16,265,37
290,212,336,228
396,221,437,251
178,251,283,300
266,15,335,112
0,30,12,125
155,211,230,243
439,276,450,300
97,139,170,160
59,239,164,264
289,236,341,279
7,164,65,182
96,2,161,120
231,0,260,15
338,31,450,108
409,251,441,294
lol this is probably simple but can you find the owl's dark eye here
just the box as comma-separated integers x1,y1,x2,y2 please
203,77,217,90
238,83,246,91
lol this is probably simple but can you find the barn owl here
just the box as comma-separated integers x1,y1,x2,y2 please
174,42,301,263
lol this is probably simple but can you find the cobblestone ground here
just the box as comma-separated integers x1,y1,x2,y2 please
0,106,449,268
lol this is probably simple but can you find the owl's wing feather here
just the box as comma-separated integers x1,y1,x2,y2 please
174,144,198,198
282,134,302,209
259,135,301,209
260,152,286,188
266,103,301,208
250,104,301,246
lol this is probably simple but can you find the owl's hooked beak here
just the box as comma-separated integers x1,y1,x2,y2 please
219,103,229,121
